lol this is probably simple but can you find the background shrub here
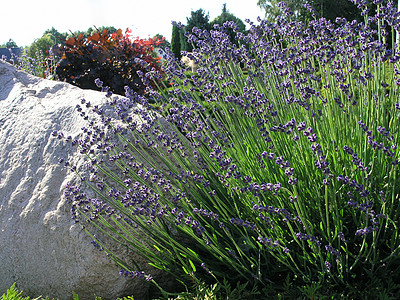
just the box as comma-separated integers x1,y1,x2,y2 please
55,29,164,96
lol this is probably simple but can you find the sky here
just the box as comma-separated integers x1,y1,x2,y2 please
0,0,265,47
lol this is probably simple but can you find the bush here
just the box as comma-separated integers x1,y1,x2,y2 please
2,48,58,80
26,33,57,59
55,29,164,96
55,1,400,298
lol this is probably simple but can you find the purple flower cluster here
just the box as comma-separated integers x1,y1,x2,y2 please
192,207,219,221
90,235,104,251
337,231,346,243
51,0,400,287
325,261,331,271
257,236,280,249
296,233,322,247
355,226,378,236
230,218,256,231
258,150,298,185
253,204,297,226
227,249,238,259
119,269,152,281
295,122,335,185
201,262,212,274
170,208,207,236
245,181,283,196
359,120,398,165
346,191,387,237
342,145,368,174
325,245,340,260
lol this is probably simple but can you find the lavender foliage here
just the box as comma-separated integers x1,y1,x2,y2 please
57,0,400,294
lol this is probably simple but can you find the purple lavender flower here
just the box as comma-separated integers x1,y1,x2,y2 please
54,5,400,289
201,263,212,274
325,261,331,270
337,232,346,242
355,226,378,236
296,233,321,247
325,245,340,259
94,78,103,88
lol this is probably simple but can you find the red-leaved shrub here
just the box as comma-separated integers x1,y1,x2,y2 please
55,29,164,95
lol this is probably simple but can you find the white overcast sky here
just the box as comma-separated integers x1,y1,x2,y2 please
0,0,265,47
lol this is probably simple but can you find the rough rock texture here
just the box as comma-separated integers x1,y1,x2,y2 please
0,61,167,299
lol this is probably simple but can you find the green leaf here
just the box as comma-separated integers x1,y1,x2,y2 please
189,259,197,272
72,292,79,300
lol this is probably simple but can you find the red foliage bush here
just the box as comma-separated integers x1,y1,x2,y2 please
55,29,164,95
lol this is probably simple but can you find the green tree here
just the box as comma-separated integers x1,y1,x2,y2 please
257,0,310,22
66,26,118,40
1,39,18,48
6,39,18,48
312,0,398,23
308,0,362,22
27,33,57,58
153,34,171,50
171,25,181,59
210,4,246,45
185,9,211,51
179,27,189,52
43,27,68,45
257,0,396,24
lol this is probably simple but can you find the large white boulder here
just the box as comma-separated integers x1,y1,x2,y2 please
0,61,167,299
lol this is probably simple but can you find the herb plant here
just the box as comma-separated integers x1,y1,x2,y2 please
55,1,400,297
1,49,58,79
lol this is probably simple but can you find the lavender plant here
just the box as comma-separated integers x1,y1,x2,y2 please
1,49,58,79
55,0,400,297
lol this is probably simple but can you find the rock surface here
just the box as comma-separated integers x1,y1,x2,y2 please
0,61,164,299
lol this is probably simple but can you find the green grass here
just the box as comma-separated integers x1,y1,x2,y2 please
4,279,400,300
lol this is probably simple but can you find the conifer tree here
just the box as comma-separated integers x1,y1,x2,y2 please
185,9,211,52
210,4,246,45
171,25,181,59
